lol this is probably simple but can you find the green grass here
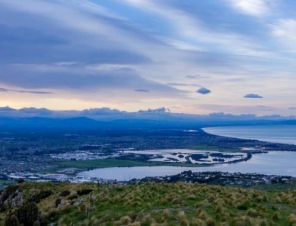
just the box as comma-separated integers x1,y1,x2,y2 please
2,182,296,225
56,159,208,171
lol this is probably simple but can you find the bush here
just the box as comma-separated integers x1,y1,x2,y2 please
77,189,93,196
237,205,248,210
68,194,78,200
272,212,281,221
28,190,52,203
206,218,216,226
4,212,20,226
33,221,40,226
55,198,61,208
120,216,131,225
246,208,258,218
17,179,25,184
15,202,39,226
59,190,71,197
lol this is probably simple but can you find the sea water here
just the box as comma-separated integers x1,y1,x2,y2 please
78,151,296,180
203,125,296,145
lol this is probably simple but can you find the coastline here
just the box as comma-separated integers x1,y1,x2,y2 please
53,127,296,173
202,125,296,145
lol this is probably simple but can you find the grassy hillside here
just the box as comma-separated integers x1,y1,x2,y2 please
1,182,296,225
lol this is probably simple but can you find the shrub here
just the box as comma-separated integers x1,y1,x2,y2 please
43,209,58,223
4,212,20,226
120,216,131,225
199,212,208,220
59,190,71,197
80,203,87,213
68,194,78,200
33,221,40,226
180,218,189,226
206,218,216,226
77,189,93,196
246,208,258,218
162,209,170,218
288,214,296,225
191,218,206,226
17,179,25,184
215,205,223,214
28,190,52,203
237,205,248,210
15,202,39,226
55,198,61,208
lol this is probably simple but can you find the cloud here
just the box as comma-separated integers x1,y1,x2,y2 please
186,75,201,79
270,19,296,51
226,0,270,17
0,87,52,94
0,106,16,112
167,83,201,87
0,0,295,116
197,87,211,95
167,83,189,87
289,107,296,110
244,93,263,98
138,107,170,113
134,89,149,92
0,64,183,99
82,108,122,115
0,0,165,74
19,107,53,115
0,88,8,92
15,90,52,94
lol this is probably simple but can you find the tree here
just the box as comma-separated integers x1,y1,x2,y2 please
16,202,39,226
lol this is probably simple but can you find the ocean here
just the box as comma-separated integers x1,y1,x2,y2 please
203,125,296,145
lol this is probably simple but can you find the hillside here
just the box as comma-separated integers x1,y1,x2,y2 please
1,182,296,226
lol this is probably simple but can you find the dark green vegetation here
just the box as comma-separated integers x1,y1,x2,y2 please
252,180,296,191
134,171,294,189
188,145,240,153
1,182,296,225
56,159,207,171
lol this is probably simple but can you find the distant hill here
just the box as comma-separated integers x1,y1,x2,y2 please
0,116,296,132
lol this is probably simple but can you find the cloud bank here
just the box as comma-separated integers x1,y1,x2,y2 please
0,0,295,115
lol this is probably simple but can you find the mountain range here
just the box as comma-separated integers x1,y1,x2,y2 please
0,106,296,131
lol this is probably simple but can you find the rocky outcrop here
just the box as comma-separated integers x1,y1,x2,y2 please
0,185,24,209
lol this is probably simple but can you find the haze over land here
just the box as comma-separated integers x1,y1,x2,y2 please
0,0,296,116
0,106,296,130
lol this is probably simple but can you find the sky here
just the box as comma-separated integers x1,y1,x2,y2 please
0,0,296,116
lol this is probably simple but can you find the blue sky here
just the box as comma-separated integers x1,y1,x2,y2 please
0,0,296,115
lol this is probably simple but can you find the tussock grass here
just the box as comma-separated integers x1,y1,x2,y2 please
1,181,296,226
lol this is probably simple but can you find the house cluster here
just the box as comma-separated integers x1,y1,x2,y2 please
49,151,120,161
133,171,294,187
5,172,118,184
